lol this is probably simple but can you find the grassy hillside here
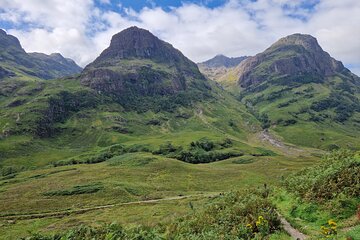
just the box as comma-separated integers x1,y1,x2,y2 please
273,150,360,239
213,34,360,150
0,76,270,170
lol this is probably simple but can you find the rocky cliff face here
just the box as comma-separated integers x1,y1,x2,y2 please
80,26,209,109
236,34,349,88
0,29,82,80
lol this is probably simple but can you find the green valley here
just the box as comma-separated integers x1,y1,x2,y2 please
0,26,359,240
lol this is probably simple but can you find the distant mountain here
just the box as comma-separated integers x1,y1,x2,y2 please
29,52,82,77
222,33,360,149
199,55,248,68
0,29,82,80
80,26,210,110
198,55,248,82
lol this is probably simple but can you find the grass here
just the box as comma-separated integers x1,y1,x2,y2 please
0,152,319,239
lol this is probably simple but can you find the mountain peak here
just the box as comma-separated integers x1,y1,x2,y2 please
80,27,208,110
269,33,322,53
0,29,23,51
199,55,248,68
235,33,347,88
92,26,179,65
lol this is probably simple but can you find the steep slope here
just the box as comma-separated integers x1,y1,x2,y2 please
29,52,82,77
80,26,210,111
0,29,82,80
198,55,247,84
223,34,360,149
0,27,264,169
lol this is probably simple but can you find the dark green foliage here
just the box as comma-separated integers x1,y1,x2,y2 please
117,89,211,113
167,188,281,239
284,150,360,201
146,119,161,125
251,148,277,157
23,224,163,240
310,91,360,123
190,138,215,151
153,142,182,155
52,144,151,167
273,74,324,87
277,98,297,108
258,113,271,129
282,119,297,126
178,149,243,164
36,90,100,137
43,183,103,196
153,138,241,164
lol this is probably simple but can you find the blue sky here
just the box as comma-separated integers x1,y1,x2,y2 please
0,0,359,75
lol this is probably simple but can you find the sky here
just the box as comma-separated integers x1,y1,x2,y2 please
0,0,359,75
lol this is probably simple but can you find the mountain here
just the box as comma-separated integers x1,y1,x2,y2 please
0,27,262,167
0,29,82,80
29,52,82,76
221,33,360,149
199,55,248,68
198,55,247,83
80,26,210,111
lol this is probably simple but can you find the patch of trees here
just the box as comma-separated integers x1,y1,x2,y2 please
153,138,243,164
36,90,100,137
52,144,151,167
310,92,360,122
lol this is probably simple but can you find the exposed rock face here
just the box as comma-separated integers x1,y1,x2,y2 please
236,34,347,88
198,55,248,81
0,29,82,80
80,26,208,106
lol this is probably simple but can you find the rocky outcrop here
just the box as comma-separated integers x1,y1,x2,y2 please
236,34,348,88
80,26,209,109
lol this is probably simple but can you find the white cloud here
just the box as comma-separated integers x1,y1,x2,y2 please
0,0,359,75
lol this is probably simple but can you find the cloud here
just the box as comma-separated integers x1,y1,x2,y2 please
0,0,359,75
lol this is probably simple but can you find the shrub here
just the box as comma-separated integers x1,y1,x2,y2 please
284,150,360,201
43,183,103,196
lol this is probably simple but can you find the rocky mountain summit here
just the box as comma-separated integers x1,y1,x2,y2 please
0,29,82,80
236,33,351,88
80,26,209,109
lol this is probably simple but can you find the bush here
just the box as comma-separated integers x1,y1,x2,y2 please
284,150,360,201
167,188,281,239
190,138,215,151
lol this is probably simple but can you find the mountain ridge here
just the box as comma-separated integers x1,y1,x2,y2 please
0,29,82,80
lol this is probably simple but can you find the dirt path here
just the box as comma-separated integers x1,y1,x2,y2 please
0,193,217,220
278,213,308,240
